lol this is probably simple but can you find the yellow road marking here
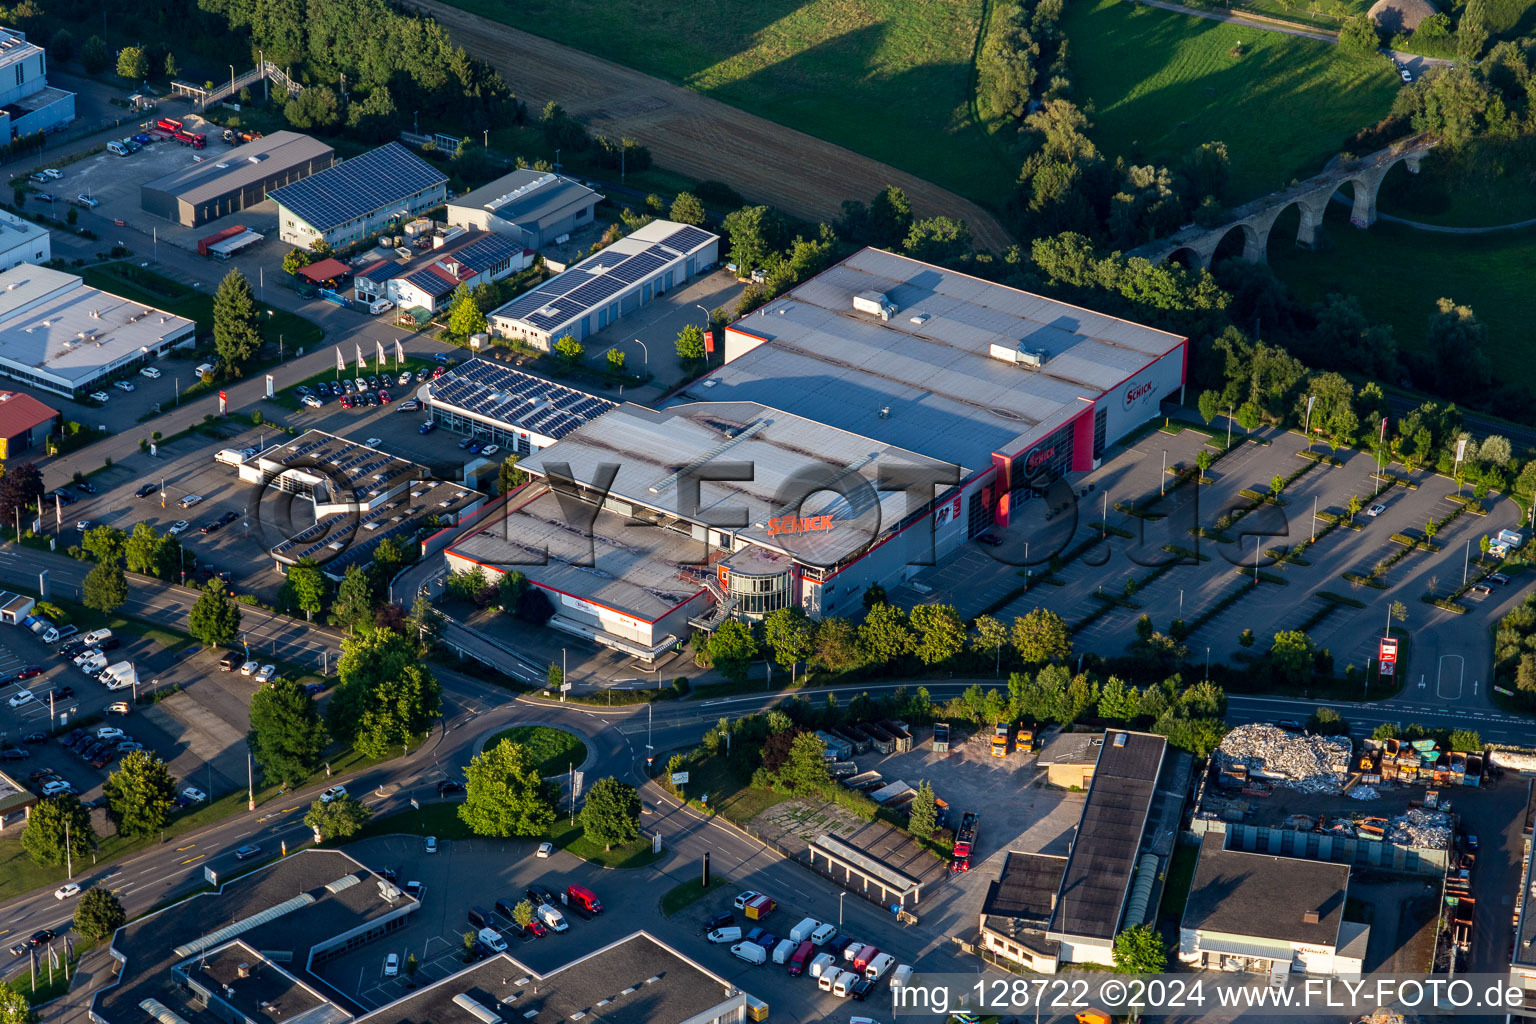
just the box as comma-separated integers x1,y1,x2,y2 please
180,854,205,865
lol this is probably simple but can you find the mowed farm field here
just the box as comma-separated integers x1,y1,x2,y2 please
1064,0,1399,201
1270,217,1536,387
446,0,1017,202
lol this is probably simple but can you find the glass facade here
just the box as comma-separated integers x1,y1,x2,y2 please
430,405,539,455
725,568,792,618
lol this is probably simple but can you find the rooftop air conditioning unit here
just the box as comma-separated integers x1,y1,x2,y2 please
1017,348,1047,367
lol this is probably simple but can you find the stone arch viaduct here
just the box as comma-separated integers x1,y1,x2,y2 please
1126,133,1438,268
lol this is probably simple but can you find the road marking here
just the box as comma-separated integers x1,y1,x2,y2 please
180,854,204,865
175,844,196,851
1436,654,1465,701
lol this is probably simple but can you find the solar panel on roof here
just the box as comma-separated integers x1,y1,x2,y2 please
658,225,714,253
607,250,667,284
268,143,446,232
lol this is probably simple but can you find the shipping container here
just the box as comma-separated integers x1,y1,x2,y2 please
932,722,950,753
869,780,913,805
881,720,913,753
833,725,871,755
860,722,896,755
197,225,246,257
828,761,858,778
814,730,852,761
744,894,776,920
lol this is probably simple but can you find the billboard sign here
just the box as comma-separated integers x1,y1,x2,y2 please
1379,637,1398,676
218,390,228,415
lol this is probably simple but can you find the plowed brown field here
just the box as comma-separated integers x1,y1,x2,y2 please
409,0,1015,253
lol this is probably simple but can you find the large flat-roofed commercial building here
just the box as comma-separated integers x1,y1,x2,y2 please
270,142,447,249
0,27,73,139
1179,846,1367,976
490,219,717,349
447,169,602,249
1047,730,1171,967
0,209,48,270
140,130,335,226
421,356,615,454
0,265,195,398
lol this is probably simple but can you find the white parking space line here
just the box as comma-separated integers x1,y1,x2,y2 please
1436,654,1465,701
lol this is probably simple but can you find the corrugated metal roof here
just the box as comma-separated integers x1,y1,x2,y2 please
143,131,334,206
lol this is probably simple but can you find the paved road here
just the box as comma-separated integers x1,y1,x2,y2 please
1133,0,1338,41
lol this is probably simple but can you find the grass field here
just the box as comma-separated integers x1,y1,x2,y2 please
79,263,322,349
443,0,1016,203
660,875,728,916
1378,141,1536,227
1063,0,1398,201
1270,216,1536,387
484,726,589,778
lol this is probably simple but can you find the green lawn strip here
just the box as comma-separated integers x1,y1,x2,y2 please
544,818,666,869
1377,139,1536,228
672,753,790,821
79,262,322,348
484,726,588,778
1063,0,1397,201
441,0,1013,203
13,946,85,1003
1157,838,1201,922
1271,219,1536,390
347,803,664,868
660,875,728,917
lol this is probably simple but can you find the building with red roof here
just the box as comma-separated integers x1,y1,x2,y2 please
0,390,58,459
296,257,352,287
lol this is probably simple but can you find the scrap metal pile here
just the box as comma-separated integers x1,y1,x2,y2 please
1217,724,1353,791
1386,807,1453,849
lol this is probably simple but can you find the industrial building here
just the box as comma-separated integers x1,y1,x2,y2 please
490,219,718,350
0,209,48,270
0,265,195,398
352,228,529,314
140,131,334,227
420,356,614,454
228,430,486,579
269,142,447,249
0,389,57,458
978,851,1069,972
0,27,74,139
1036,731,1105,789
1179,846,1368,976
88,848,756,1024
446,169,602,249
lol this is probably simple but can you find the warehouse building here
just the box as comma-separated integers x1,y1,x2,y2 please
0,27,74,139
978,852,1068,972
1179,846,1368,976
0,265,194,398
421,357,614,454
270,142,447,249
140,130,334,227
0,390,57,458
490,219,717,350
447,169,603,249
352,229,529,314
0,209,48,270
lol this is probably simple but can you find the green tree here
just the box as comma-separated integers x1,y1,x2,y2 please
721,204,784,273
329,565,376,633
1270,630,1317,687
163,52,179,79
82,561,128,614
910,603,966,665
669,192,705,226
606,347,626,371
547,662,563,690
907,780,937,838
513,899,535,928
1112,923,1168,973
1427,298,1491,401
1237,401,1262,431
446,284,486,337
0,984,32,1024
1338,14,1381,54
248,677,328,786
1012,608,1071,664
123,522,160,574
1308,706,1348,735
579,776,641,850
0,462,43,528
213,269,262,376
814,617,860,671
859,602,916,664
49,29,75,62
279,557,328,620
19,794,93,867
777,732,832,794
707,619,758,684
866,186,914,248
498,455,526,496
305,793,372,840
189,579,241,646
553,334,585,364
1347,495,1363,522
82,523,126,564
72,888,126,941
1271,474,1285,497
284,84,341,131
675,323,707,362
972,614,1009,674
81,34,110,74
762,606,815,683
282,248,313,276
115,45,148,81
408,595,445,648
459,739,558,837
103,751,177,838
1197,390,1221,425
151,534,186,582
326,627,440,751
1195,449,1212,479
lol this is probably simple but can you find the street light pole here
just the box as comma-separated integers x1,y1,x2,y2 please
229,64,235,97
631,338,648,365
838,891,846,928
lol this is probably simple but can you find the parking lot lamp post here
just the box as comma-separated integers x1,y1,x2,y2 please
1227,406,1233,449
247,753,255,811
1205,647,1210,680
229,65,235,98
1160,450,1167,496
1463,540,1470,586
631,338,648,365
1312,495,1318,542
838,891,846,928
259,50,266,102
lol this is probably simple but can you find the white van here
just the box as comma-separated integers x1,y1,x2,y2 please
809,953,837,979
706,926,742,944
890,964,913,989
477,927,506,953
865,952,895,981
215,448,249,466
810,922,838,946
833,970,858,997
730,941,767,965
107,140,130,156
536,904,568,932
789,917,821,943
82,629,113,646
841,942,864,963
78,654,107,676
818,967,845,993
366,298,395,315
771,938,797,964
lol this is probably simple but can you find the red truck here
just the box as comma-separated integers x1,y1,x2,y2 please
951,810,979,872
172,129,206,149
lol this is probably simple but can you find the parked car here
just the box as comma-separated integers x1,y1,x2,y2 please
139,366,161,379
168,521,189,536
976,533,1004,546
418,421,435,434
383,952,399,977
424,835,437,854
178,494,203,508
1366,503,1387,517
74,194,98,208
41,168,62,180
219,652,241,672
536,841,553,858
32,192,54,202
320,784,348,803
365,437,383,447
254,664,276,683
134,483,158,499
114,380,135,393
17,666,41,680
481,444,500,457
89,391,109,403
7,690,35,708
180,786,207,804
51,686,74,700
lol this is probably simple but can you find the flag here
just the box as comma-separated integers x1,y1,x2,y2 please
355,343,366,373
376,339,386,366
394,340,405,366
335,346,345,373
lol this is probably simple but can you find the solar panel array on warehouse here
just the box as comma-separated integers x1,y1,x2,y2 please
268,143,446,232
430,358,615,439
